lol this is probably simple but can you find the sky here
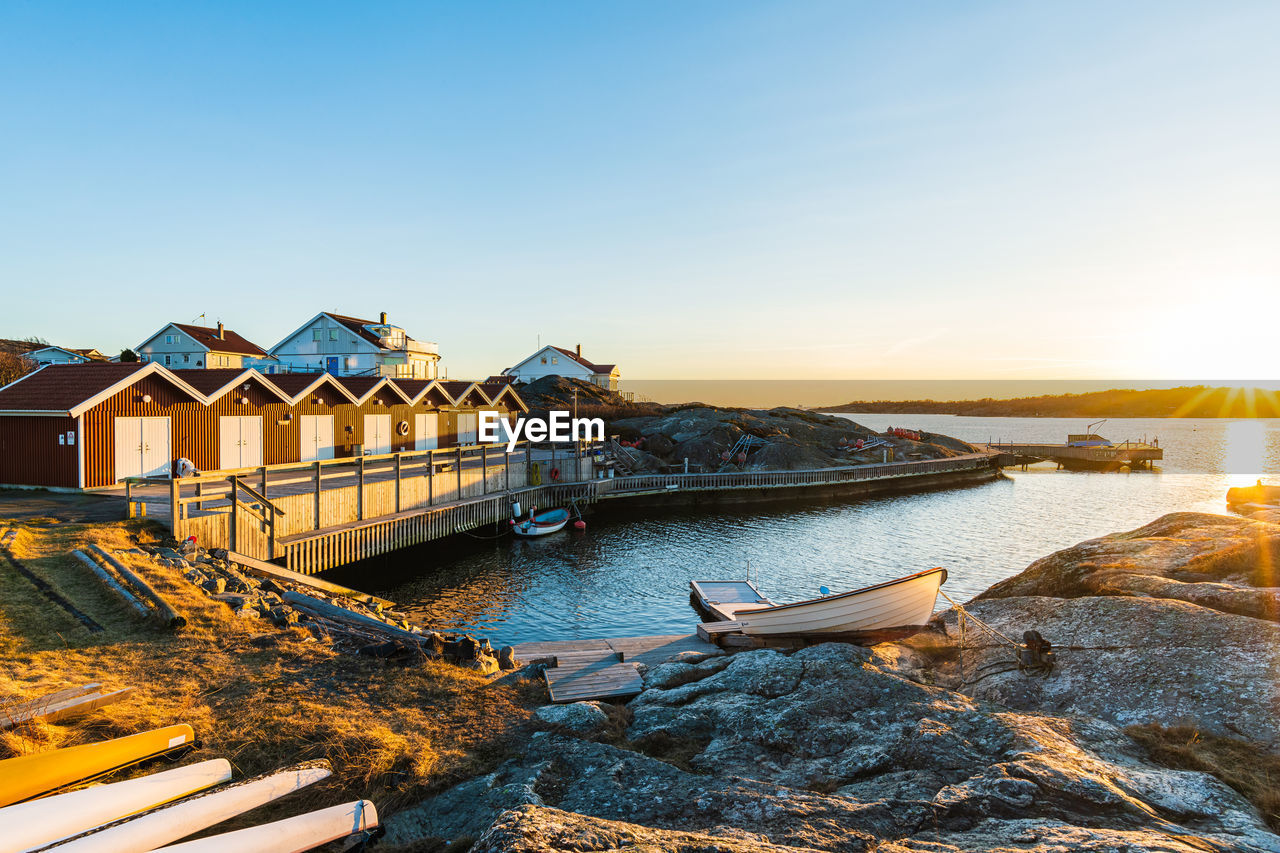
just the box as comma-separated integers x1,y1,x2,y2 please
1,1,1277,381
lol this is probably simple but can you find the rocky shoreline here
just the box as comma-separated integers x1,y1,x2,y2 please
385,511,1280,852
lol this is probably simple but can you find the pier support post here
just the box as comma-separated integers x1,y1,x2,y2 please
169,477,180,534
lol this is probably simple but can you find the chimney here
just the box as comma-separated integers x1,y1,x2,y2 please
576,343,582,359
217,322,224,340
380,311,388,325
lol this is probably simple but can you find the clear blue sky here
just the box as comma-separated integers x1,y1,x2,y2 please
2,1,1276,380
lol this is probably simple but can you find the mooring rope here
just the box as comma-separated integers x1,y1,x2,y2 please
939,590,1019,648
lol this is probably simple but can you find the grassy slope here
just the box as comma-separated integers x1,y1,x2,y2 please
0,515,542,839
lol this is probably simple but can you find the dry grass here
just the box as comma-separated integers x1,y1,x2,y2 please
1126,723,1280,831
0,515,542,828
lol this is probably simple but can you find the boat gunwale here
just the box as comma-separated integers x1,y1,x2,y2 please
744,567,946,616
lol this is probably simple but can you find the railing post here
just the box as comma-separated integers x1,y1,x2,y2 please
357,456,365,521
314,461,322,530
481,444,488,493
428,448,435,506
395,453,402,513
259,465,268,499
228,475,238,553
457,446,463,499
526,444,532,485
505,449,510,492
169,477,180,533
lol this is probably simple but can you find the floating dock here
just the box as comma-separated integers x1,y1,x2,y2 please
983,440,1162,471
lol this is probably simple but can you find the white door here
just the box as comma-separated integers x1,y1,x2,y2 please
299,415,335,462
114,417,170,481
363,414,391,455
457,412,478,446
114,417,143,481
219,416,263,468
414,413,439,450
141,417,171,477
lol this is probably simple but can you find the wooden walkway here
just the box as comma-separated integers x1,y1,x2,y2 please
512,634,722,703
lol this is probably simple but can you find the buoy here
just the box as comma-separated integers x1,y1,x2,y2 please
574,520,586,529
736,452,747,464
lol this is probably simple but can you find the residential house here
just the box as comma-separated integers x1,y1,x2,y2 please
503,344,619,391
135,322,276,371
24,347,108,366
268,312,440,379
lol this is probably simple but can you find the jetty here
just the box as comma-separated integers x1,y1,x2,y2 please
511,634,720,703
113,444,1001,574
982,440,1162,471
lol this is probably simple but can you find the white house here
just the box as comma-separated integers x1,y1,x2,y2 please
24,346,108,366
269,312,440,379
503,344,619,391
135,322,276,371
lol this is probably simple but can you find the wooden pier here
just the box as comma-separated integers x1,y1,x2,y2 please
126,447,1000,575
982,441,1162,471
511,634,722,703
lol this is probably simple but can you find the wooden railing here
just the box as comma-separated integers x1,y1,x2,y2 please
601,453,996,494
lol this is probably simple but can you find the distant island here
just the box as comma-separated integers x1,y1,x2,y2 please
818,385,1280,418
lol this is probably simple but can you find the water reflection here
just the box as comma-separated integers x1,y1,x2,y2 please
325,415,1280,645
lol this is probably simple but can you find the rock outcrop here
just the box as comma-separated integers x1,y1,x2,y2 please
385,512,1280,851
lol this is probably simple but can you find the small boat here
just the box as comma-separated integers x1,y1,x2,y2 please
691,568,947,636
53,762,333,853
0,758,231,851
153,799,378,852
0,725,195,808
510,508,570,537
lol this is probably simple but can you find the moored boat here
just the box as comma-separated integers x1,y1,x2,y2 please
691,568,947,636
510,508,570,537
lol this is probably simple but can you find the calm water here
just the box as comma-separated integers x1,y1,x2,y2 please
330,416,1280,645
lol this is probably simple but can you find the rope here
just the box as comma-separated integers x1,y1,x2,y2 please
939,590,1019,648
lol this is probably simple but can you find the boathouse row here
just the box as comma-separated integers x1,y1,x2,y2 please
0,362,527,490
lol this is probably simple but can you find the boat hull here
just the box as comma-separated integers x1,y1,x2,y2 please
736,568,946,636
512,508,570,537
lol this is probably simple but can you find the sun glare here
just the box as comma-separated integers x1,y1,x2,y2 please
1224,419,1267,482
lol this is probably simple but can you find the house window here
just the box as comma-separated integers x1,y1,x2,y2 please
164,334,174,344
164,355,171,365
541,357,547,364
312,329,322,341
328,329,338,341
551,357,558,364
183,353,190,363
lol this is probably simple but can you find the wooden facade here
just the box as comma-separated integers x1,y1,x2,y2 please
0,364,527,490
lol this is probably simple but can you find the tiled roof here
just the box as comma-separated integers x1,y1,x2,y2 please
335,376,383,399
170,323,268,357
167,368,255,396
265,373,331,397
0,363,149,411
550,346,616,374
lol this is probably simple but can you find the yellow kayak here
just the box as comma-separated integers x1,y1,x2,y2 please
0,725,195,807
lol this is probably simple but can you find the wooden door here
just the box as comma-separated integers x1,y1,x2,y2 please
414,413,438,450
300,415,335,461
363,414,391,455
457,412,478,446
113,417,143,482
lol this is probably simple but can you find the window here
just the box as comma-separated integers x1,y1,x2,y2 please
328,329,338,341
551,357,558,364
164,355,171,365
183,353,190,363
541,357,547,364
164,334,173,344
312,329,322,341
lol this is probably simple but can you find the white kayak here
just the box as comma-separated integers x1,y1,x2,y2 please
695,568,947,636
44,762,332,853
153,799,378,853
0,759,231,853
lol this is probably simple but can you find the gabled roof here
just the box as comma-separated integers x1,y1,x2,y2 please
137,323,268,357
485,383,529,413
438,381,492,407
335,375,413,405
0,362,207,417
25,346,104,362
169,368,292,404
268,312,434,356
506,345,617,377
483,375,515,386
392,379,451,406
264,372,359,405
551,346,617,375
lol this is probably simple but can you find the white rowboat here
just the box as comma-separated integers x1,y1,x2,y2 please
45,762,332,853
692,568,947,636
2,759,231,853
153,799,377,853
